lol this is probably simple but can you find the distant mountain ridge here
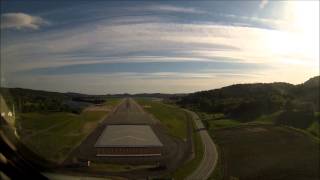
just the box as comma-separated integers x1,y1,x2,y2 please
0,87,181,98
178,76,319,119
0,87,181,113
1,76,318,115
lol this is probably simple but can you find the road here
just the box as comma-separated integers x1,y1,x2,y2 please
186,110,218,180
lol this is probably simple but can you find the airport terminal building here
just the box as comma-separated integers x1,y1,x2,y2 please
94,125,163,156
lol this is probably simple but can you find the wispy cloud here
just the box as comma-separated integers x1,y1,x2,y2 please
1,13,49,30
146,5,206,14
5,64,313,94
18,61,266,76
4,71,265,94
259,0,268,9
3,20,314,73
1,2,318,93
222,13,287,30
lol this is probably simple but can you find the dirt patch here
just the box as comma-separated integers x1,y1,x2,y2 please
82,122,98,134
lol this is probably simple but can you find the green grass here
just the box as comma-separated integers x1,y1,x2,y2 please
307,121,320,138
104,97,122,107
173,119,204,179
135,98,188,139
287,126,320,144
19,112,105,162
252,111,320,139
16,98,122,162
202,111,280,129
18,112,80,135
253,111,282,124
136,98,203,178
199,112,225,121
198,112,242,130
208,119,241,130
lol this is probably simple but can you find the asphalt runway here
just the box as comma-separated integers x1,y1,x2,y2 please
62,98,190,179
104,98,158,125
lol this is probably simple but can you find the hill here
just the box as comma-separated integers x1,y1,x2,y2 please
178,76,319,130
0,88,104,113
0,87,182,113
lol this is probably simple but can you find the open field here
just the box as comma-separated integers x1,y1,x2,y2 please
200,111,320,179
307,121,320,137
252,112,320,140
208,119,241,130
135,98,188,139
209,125,319,180
102,98,122,107
201,110,320,140
16,98,121,162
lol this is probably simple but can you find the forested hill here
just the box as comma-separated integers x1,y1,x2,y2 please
0,87,179,113
178,76,319,120
0,88,104,113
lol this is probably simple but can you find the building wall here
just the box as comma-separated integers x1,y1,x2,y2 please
96,147,161,156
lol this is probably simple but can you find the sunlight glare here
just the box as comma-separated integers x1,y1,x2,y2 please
266,1,319,66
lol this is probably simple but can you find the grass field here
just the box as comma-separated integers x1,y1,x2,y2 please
208,119,241,130
135,98,188,139
200,111,320,179
307,121,320,137
202,110,320,139
104,97,122,107
209,125,319,180
252,111,320,140
253,111,283,124
16,98,121,162
199,112,242,130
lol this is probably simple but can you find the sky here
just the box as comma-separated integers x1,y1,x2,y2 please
0,0,319,94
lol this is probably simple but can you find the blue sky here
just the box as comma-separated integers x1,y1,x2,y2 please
1,0,319,94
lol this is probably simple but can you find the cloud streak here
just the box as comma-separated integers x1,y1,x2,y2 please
1,2,318,93
259,0,268,9
19,61,266,76
1,13,48,30
146,5,206,14
3,20,315,73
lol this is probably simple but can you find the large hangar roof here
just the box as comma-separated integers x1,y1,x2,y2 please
95,125,163,147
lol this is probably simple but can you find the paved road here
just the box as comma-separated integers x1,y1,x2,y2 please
185,110,218,180
105,98,158,125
